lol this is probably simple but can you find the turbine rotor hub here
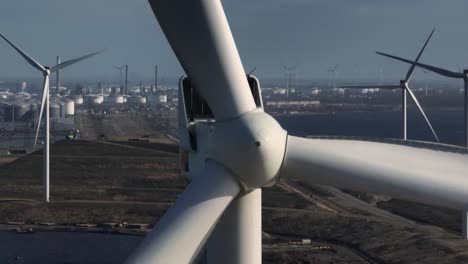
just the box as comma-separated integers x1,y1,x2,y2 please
207,110,287,191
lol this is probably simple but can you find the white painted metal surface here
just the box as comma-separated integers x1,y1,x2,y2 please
86,95,104,105
65,100,75,116
207,189,262,264
125,161,240,264
207,109,287,190
402,86,407,140
35,73,50,147
148,0,257,120
465,74,468,147
282,136,468,209
74,96,84,105
44,75,50,203
404,82,439,141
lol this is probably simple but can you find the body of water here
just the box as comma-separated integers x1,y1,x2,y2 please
0,231,142,264
275,110,464,145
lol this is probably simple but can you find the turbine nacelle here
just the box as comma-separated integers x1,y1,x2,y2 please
43,67,51,76
179,76,285,190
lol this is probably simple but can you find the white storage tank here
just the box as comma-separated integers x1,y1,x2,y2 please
96,95,104,104
158,95,167,103
65,100,75,116
0,92,13,99
4,103,29,121
86,95,104,105
15,92,31,100
115,95,125,104
105,95,124,104
74,96,84,105
130,96,147,104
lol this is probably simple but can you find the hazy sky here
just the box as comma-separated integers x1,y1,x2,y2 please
1,0,468,84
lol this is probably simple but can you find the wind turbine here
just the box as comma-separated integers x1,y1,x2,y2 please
114,64,125,92
376,51,468,148
124,2,468,263
340,29,439,142
55,56,60,96
420,68,430,96
281,64,295,98
0,33,102,202
328,64,339,95
247,66,257,76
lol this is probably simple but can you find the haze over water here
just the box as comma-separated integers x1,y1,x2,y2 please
275,110,464,145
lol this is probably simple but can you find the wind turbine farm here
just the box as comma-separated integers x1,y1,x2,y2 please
0,1,468,264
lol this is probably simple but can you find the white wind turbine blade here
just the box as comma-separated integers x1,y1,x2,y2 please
405,84,439,142
0,33,46,72
50,50,104,72
281,136,468,209
125,161,240,264
148,0,257,120
34,76,49,148
247,66,257,76
405,28,435,82
377,52,465,79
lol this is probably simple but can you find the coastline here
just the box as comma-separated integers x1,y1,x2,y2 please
0,223,149,236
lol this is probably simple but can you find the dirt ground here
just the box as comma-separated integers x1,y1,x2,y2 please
1,113,468,263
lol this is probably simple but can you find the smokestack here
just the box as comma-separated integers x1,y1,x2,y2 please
125,64,128,95
56,56,61,95
155,65,158,94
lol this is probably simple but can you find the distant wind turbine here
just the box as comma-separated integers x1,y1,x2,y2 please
376,49,468,147
340,29,439,142
0,33,103,202
247,66,257,76
328,64,339,95
114,65,125,90
282,64,296,98
420,68,430,96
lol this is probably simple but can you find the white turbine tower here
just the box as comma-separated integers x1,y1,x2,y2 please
340,29,438,142
125,2,468,263
376,51,468,148
328,64,339,95
421,68,430,96
114,64,125,92
0,33,102,202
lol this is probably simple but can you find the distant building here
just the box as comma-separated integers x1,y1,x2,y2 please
16,81,27,93
20,82,27,92
266,100,320,106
